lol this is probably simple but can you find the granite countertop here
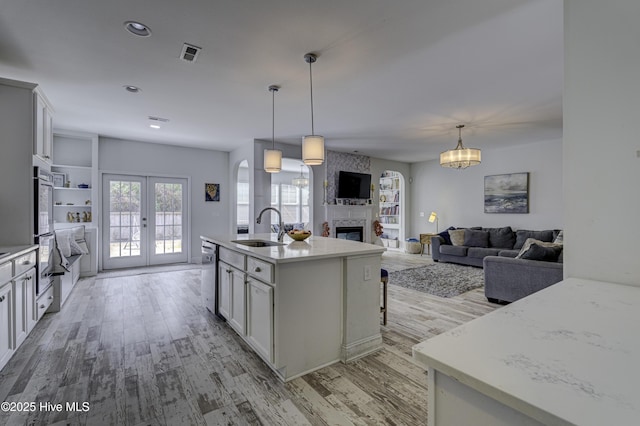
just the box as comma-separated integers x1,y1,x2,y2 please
201,233,385,264
412,277,640,425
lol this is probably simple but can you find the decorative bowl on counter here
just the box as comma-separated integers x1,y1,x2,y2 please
287,229,312,241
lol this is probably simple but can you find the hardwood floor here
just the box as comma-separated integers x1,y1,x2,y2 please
0,252,498,425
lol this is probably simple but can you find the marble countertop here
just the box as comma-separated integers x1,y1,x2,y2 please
201,233,385,264
0,244,38,262
413,277,640,426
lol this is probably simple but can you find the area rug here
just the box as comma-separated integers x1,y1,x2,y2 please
388,262,484,298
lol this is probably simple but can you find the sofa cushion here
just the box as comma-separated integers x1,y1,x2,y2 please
498,249,519,258
520,243,563,262
449,229,466,246
468,247,501,259
438,226,456,245
464,229,490,247
514,229,554,249
487,226,516,249
516,238,563,259
440,245,468,257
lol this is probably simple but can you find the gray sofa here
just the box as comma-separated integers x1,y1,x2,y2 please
483,255,563,304
431,227,559,267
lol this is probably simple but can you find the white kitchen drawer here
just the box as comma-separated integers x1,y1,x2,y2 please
0,261,11,286
220,247,245,270
247,256,274,284
14,251,36,277
37,285,54,320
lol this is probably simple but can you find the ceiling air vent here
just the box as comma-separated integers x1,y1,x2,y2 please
180,43,202,63
148,116,169,123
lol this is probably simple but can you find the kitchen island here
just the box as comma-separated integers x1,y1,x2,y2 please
200,233,385,382
412,278,640,426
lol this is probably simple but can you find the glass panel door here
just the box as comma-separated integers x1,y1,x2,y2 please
102,174,147,269
148,177,188,265
102,174,188,269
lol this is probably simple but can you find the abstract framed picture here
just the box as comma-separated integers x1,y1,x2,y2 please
484,172,529,213
205,183,220,202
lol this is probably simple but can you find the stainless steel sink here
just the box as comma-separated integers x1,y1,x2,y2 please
231,239,285,247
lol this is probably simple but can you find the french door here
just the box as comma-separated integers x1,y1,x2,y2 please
102,174,188,270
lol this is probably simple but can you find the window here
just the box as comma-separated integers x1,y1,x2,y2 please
237,182,249,225
271,183,309,225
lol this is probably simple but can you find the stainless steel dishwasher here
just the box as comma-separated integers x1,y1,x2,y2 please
201,240,219,317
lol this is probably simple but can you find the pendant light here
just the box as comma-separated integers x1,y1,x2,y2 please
264,85,282,173
292,165,309,188
302,53,325,166
440,124,481,169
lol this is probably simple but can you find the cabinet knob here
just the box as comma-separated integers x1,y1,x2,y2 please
254,267,261,273
23,261,30,265
49,296,54,300
0,296,5,302
40,304,45,309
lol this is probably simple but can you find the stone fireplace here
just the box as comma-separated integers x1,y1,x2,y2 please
325,205,375,243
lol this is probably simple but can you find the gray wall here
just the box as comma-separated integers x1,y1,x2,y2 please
409,138,563,235
564,0,640,286
99,137,229,263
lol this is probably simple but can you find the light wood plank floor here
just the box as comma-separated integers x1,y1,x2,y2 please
0,251,498,425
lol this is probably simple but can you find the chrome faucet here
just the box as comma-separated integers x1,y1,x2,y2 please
256,207,285,242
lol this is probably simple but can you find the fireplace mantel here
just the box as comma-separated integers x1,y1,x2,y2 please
324,204,376,243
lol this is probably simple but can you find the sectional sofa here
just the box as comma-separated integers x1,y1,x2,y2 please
431,226,564,303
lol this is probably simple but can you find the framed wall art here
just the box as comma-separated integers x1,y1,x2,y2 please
205,183,220,202
484,172,529,213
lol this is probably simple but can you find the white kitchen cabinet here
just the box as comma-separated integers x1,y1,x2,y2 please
217,262,231,320
0,246,42,371
33,88,54,164
13,268,35,348
229,267,247,335
217,260,246,335
0,281,13,370
246,276,274,363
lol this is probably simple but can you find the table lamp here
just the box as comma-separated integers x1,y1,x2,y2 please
428,211,439,233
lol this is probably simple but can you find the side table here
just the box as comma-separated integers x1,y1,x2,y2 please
419,233,437,256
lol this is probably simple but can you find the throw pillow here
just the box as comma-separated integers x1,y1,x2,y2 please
70,225,89,254
463,229,489,248
438,226,456,245
55,230,72,258
514,229,554,249
516,238,563,259
51,238,70,272
520,243,563,262
449,229,466,246
487,226,516,249
553,230,564,244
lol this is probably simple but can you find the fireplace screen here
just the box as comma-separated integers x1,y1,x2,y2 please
336,226,364,242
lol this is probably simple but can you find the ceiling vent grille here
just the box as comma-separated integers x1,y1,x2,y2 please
148,116,169,123
180,43,202,63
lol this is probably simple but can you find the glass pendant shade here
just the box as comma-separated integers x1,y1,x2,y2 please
292,165,309,188
302,135,325,165
264,148,282,173
440,125,481,169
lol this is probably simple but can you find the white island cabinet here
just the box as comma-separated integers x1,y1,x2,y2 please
201,234,385,382
413,278,640,426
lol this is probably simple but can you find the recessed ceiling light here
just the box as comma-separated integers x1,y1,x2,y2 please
124,85,141,93
149,124,161,129
124,21,151,37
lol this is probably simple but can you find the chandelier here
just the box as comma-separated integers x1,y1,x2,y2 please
292,165,309,188
440,124,481,169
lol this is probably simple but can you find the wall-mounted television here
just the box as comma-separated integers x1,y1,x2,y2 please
337,171,371,199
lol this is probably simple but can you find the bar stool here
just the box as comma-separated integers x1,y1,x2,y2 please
380,269,388,325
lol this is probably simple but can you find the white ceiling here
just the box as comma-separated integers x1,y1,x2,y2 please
0,0,563,163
